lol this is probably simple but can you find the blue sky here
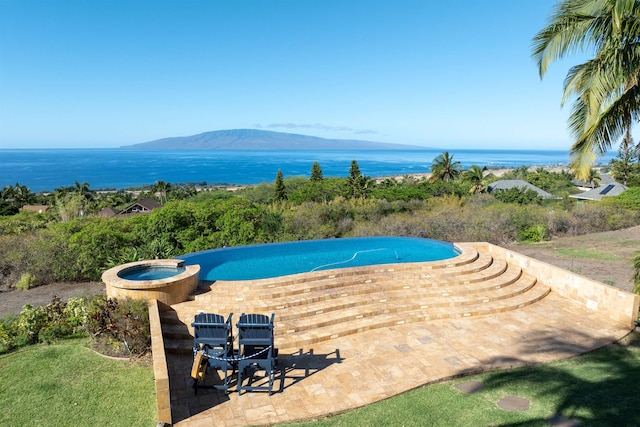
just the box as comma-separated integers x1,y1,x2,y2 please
0,0,584,149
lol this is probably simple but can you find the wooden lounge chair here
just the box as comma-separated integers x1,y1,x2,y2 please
236,313,278,395
191,312,235,393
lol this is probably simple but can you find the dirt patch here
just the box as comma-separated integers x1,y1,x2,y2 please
0,282,105,317
1,226,638,317
506,225,640,292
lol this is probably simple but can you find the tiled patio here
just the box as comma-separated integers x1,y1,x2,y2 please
168,291,631,426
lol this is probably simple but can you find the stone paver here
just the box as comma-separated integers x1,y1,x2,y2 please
171,291,630,426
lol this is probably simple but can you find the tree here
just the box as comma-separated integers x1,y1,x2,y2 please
310,162,323,182
430,152,462,182
610,139,639,184
464,165,488,193
348,160,367,198
586,167,601,189
274,169,287,202
153,180,171,205
532,0,640,180
73,181,92,201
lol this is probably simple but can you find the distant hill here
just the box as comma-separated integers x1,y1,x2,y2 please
122,129,426,150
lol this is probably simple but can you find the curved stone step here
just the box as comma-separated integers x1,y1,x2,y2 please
276,282,551,350
232,262,521,317
274,273,538,334
191,248,492,305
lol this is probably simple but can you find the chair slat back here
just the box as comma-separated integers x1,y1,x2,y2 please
192,313,232,347
237,313,274,347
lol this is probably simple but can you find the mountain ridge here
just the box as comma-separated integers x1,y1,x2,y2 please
121,129,428,150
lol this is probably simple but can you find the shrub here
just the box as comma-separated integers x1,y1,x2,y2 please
519,224,548,242
85,297,150,357
15,272,35,290
17,304,48,344
492,188,543,205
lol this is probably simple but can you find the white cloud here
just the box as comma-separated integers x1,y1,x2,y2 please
254,122,383,136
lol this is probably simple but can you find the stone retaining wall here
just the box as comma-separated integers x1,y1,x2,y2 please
479,242,640,328
149,300,171,426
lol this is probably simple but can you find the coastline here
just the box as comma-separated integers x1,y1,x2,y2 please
374,165,572,184
2,148,607,193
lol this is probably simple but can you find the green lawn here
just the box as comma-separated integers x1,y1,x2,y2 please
554,248,621,261
2,333,639,426
288,332,640,427
0,338,155,427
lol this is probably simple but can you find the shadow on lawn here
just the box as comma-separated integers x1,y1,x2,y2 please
482,330,640,427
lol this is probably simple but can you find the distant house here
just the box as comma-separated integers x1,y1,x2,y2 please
98,207,120,218
569,183,628,201
20,205,50,213
487,180,557,199
116,198,161,216
572,172,617,191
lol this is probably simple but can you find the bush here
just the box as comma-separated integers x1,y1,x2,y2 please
85,297,150,357
15,272,35,290
519,224,548,242
0,295,99,354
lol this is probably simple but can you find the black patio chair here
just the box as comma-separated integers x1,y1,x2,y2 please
236,313,278,395
191,312,235,393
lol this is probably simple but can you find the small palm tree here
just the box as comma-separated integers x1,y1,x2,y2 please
586,168,601,189
430,152,462,182
464,165,488,193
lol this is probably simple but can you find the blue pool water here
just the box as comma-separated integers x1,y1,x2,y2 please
180,237,460,281
118,265,186,280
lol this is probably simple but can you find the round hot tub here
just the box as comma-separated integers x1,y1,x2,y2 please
102,259,200,305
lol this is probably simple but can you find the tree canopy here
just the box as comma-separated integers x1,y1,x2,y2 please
533,0,640,180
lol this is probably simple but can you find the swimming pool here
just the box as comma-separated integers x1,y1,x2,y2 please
180,237,460,281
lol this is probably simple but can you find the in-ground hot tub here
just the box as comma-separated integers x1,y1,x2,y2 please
102,259,200,305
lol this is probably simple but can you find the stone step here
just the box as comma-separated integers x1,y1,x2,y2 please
192,250,494,305
274,274,538,334
164,338,193,355
214,262,519,316
276,282,552,350
161,322,192,340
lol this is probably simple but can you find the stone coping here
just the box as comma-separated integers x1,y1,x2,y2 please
102,259,199,290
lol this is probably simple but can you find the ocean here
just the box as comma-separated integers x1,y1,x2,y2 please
0,148,616,193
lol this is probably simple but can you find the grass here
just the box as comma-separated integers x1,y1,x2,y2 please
288,332,640,426
554,248,621,260
2,333,640,426
0,338,155,427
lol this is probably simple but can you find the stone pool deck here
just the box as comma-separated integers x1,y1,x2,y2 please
167,292,631,426
151,242,639,426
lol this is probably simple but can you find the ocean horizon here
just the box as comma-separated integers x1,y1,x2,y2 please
0,148,616,193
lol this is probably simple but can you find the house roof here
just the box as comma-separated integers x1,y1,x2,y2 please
572,172,617,188
116,198,162,216
19,205,50,213
569,182,628,201
98,207,120,217
487,180,556,199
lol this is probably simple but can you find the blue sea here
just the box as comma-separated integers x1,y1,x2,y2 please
0,149,616,193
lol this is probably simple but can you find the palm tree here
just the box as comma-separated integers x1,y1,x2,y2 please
74,181,93,201
532,0,640,180
464,165,488,193
153,180,171,205
430,152,462,182
586,167,601,189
